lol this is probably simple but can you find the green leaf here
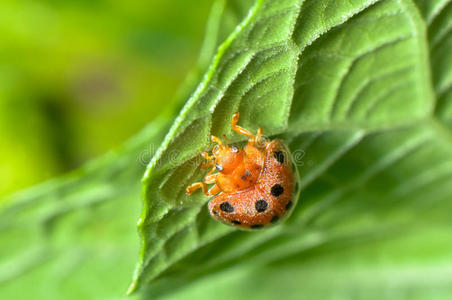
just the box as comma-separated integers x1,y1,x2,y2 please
132,0,452,297
0,1,247,299
148,225,452,300
0,118,168,300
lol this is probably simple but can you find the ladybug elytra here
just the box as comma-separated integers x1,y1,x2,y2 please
186,112,300,230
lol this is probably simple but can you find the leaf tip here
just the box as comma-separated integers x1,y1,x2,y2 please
126,281,138,296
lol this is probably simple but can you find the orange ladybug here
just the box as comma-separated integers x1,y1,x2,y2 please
186,112,300,230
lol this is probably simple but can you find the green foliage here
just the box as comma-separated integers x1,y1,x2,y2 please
1,0,452,299
0,119,169,300
0,1,248,299
132,0,452,298
0,0,212,197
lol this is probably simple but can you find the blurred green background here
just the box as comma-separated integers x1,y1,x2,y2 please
2,1,452,299
0,0,213,198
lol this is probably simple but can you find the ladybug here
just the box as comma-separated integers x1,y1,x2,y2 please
186,112,300,230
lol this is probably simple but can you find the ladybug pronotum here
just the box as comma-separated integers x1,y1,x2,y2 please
186,112,300,230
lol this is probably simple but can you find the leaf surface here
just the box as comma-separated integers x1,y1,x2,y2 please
132,0,452,298
0,1,246,299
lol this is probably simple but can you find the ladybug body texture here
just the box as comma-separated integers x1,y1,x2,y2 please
186,113,300,230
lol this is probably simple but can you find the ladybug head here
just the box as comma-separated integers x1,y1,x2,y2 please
212,144,244,174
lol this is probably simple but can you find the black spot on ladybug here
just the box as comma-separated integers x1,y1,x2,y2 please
245,170,251,177
273,150,285,164
270,215,280,223
241,176,247,181
216,164,223,172
250,224,264,229
231,146,239,153
285,201,293,210
220,202,234,213
255,199,268,212
271,184,284,197
231,220,241,225
212,210,219,215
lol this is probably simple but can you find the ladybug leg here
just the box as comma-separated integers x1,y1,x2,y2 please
202,152,214,161
200,152,215,170
204,165,217,180
186,166,219,196
205,170,219,183
186,178,220,196
186,182,208,195
200,160,213,170
187,182,219,196
256,126,264,145
203,166,220,196
207,184,221,196
231,112,256,145
211,135,223,145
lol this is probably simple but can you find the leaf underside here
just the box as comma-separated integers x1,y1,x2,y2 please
132,0,452,298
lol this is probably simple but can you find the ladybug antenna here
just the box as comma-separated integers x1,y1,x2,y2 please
211,135,223,145
222,134,229,145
